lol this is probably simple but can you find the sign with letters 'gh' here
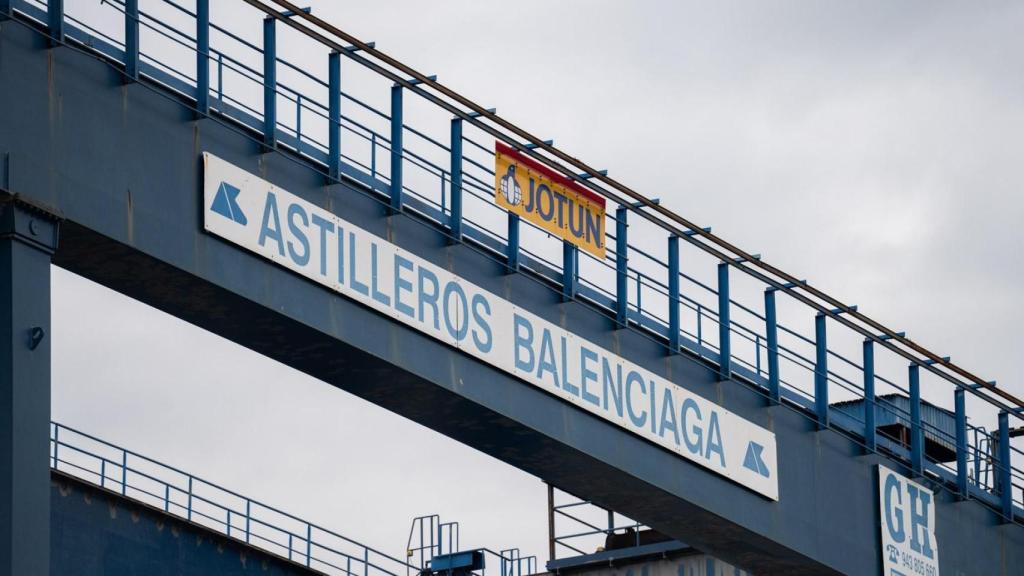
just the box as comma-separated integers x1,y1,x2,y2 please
203,152,778,500
878,465,940,576
494,142,606,259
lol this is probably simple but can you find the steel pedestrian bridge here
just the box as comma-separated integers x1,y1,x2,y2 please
0,0,1022,574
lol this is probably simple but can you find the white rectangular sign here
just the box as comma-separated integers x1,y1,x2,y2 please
878,465,940,576
203,152,779,500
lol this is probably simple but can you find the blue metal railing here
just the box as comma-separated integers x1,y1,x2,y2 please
50,421,417,575
9,0,1023,525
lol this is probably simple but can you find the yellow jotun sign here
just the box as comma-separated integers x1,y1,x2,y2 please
494,142,607,259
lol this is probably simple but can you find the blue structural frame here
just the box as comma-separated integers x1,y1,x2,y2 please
862,339,876,453
667,235,680,353
123,0,138,81
449,118,463,242
562,243,577,301
763,289,779,404
390,84,403,212
263,16,277,148
814,314,828,429
1,4,1023,573
0,199,60,576
328,51,341,181
615,207,628,327
716,263,730,380
909,364,923,476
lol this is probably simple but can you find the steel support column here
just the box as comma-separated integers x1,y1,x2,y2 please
47,0,63,44
0,198,59,576
954,389,967,498
863,339,876,453
998,411,1012,522
562,243,577,301
764,288,779,404
505,213,520,273
909,364,923,476
124,0,139,81
389,84,403,212
814,314,828,429
667,235,680,353
196,0,209,115
615,206,628,327
717,262,730,381
449,118,463,242
327,51,341,181
262,17,277,148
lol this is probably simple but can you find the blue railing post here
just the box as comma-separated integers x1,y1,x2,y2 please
717,262,731,380
306,523,312,566
245,500,251,543
998,410,1012,522
48,0,63,44
667,235,680,353
615,206,628,327
124,0,139,81
908,364,923,476
814,313,829,429
263,16,277,148
954,389,968,498
327,50,341,180
562,243,577,301
0,0,10,20
389,84,403,212
196,0,210,115
863,339,876,453
121,451,127,495
764,288,779,404
449,117,463,242
507,213,520,273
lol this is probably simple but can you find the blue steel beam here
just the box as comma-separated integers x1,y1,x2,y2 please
667,235,680,353
390,84,403,212
328,51,341,181
124,0,139,81
863,339,876,453
998,411,1012,521
0,198,60,576
47,0,62,44
717,263,730,381
955,389,967,498
615,206,628,327
562,243,577,301
764,288,779,404
909,364,923,476
506,213,519,273
195,0,209,115
263,17,277,148
815,314,828,429
449,118,463,242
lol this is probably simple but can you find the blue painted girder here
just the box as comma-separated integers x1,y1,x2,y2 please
0,20,1021,576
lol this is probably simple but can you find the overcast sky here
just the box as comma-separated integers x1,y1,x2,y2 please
52,0,1024,568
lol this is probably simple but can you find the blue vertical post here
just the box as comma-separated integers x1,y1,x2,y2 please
262,17,277,148
562,243,577,301
998,411,1012,521
507,213,519,272
0,200,60,576
954,389,968,498
764,289,779,404
0,0,10,20
909,364,923,476
863,339,876,453
48,0,63,44
814,314,829,429
124,0,139,81
615,207,628,327
389,84,403,212
717,263,731,381
327,51,341,181
449,118,463,242
667,235,680,353
196,0,210,115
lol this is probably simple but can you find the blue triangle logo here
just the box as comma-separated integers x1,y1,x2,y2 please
742,441,770,478
210,181,247,225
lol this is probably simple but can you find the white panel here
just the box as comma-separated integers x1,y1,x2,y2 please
203,152,780,500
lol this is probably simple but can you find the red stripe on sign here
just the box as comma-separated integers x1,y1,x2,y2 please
495,142,606,208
